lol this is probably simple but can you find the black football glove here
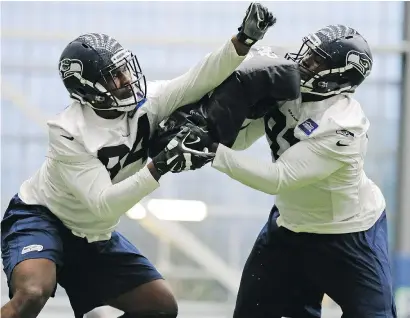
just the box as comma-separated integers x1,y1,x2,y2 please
237,2,276,47
152,125,215,175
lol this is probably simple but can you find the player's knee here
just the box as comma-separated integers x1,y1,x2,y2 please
10,259,56,308
13,284,53,310
4,260,56,316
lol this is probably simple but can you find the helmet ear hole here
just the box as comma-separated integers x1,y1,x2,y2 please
81,43,90,49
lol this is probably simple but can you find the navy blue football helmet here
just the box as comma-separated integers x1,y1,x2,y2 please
59,33,146,112
286,25,373,100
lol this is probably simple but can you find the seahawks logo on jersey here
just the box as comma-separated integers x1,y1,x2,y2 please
59,58,83,80
346,51,372,77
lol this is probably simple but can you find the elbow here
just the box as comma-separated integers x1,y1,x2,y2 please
263,182,281,195
258,168,283,195
90,192,120,221
93,192,142,221
263,186,278,196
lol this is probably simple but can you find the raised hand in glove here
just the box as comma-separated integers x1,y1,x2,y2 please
237,2,276,47
152,125,215,176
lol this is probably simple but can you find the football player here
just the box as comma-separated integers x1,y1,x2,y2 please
154,25,397,318
0,3,276,318
214,25,396,318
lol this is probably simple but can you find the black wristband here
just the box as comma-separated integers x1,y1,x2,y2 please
236,31,257,47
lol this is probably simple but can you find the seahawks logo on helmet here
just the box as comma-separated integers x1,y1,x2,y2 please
346,51,372,77
59,58,83,80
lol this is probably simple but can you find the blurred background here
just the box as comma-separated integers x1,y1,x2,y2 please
1,1,410,317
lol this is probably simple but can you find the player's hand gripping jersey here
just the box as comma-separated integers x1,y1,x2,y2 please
19,40,246,242
149,46,301,158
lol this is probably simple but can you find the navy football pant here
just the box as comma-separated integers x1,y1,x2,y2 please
1,195,163,317
234,207,397,318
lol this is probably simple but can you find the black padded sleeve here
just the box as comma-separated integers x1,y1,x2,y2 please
148,47,300,157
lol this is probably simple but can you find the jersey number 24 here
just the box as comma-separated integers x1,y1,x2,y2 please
97,114,150,179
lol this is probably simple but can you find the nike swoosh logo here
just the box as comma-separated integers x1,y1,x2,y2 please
170,162,180,171
167,154,179,165
336,141,348,147
61,135,74,141
185,136,201,145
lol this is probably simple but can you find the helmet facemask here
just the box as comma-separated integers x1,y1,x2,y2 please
92,49,147,112
286,35,347,97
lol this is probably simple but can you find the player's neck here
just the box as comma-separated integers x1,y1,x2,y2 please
302,94,325,103
93,109,124,119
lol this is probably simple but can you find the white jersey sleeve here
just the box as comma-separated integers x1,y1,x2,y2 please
212,137,345,195
48,125,159,220
212,95,369,195
231,118,265,150
148,39,246,123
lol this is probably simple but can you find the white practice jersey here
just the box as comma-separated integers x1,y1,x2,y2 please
19,39,246,242
213,94,386,234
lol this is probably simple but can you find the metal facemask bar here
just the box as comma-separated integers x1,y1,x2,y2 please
96,49,147,112
285,34,334,91
286,34,357,96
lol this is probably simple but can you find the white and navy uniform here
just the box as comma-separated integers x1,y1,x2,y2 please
216,94,386,234
20,39,246,242
1,39,247,317
215,95,396,318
